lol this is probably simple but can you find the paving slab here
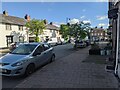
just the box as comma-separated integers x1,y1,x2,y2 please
15,46,119,89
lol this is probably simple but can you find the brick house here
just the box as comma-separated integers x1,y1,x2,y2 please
90,27,109,41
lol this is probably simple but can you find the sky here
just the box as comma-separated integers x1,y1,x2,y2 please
1,2,109,28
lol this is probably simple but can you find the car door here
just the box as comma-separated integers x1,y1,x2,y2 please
43,44,53,62
32,45,48,67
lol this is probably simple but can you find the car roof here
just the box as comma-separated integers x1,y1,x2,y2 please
22,42,46,46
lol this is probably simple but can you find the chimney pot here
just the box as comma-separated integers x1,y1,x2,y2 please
3,10,8,16
44,19,48,24
50,22,53,25
25,14,30,21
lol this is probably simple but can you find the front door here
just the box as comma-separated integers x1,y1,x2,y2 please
6,35,13,47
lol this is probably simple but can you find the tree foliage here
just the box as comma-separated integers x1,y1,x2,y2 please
26,19,46,42
60,21,91,40
60,24,70,40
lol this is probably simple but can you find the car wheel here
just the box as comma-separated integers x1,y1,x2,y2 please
50,55,55,62
24,64,35,77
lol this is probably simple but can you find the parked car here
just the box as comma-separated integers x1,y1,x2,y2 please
47,40,57,46
74,40,86,48
0,42,55,76
85,40,90,46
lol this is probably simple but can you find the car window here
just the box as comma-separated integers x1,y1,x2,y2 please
11,44,37,55
44,44,50,51
34,45,44,55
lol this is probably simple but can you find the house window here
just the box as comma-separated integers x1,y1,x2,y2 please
94,33,97,36
6,24,12,30
50,30,52,33
18,25,23,31
105,33,107,35
91,33,93,36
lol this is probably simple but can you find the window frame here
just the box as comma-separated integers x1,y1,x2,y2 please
33,45,44,55
18,25,23,31
44,44,50,51
6,24,12,30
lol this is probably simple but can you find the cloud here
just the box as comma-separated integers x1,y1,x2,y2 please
83,20,91,24
80,16,85,19
69,18,80,24
98,23,106,27
53,22,65,27
97,15,108,20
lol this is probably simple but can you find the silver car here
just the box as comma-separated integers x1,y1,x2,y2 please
0,42,55,76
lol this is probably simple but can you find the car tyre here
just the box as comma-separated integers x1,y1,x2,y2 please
50,55,55,63
24,64,35,77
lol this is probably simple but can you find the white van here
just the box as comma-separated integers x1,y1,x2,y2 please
47,38,58,46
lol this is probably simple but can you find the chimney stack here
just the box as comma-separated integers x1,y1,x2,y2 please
50,22,53,25
25,14,30,21
44,19,48,24
3,10,8,16
95,26,97,28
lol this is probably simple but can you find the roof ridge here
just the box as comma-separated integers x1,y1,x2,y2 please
0,13,25,20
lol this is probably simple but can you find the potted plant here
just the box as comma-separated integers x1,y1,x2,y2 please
89,42,101,55
104,43,112,55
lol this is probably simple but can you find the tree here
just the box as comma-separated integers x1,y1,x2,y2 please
26,19,46,42
60,24,70,40
60,21,91,40
81,22,91,39
69,22,91,40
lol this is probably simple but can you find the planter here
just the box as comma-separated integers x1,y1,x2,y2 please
100,49,105,55
106,50,111,55
89,49,101,55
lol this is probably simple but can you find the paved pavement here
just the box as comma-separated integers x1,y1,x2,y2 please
15,46,119,88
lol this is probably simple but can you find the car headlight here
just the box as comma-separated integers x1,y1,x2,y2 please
11,60,27,67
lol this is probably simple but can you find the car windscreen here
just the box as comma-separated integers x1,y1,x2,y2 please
10,44,37,55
